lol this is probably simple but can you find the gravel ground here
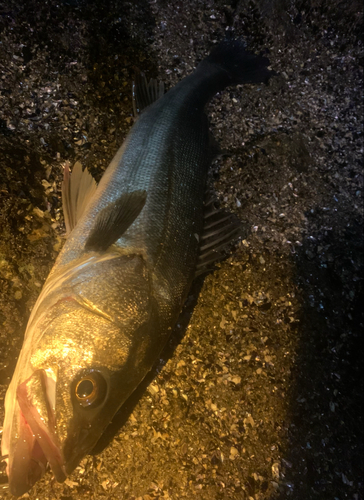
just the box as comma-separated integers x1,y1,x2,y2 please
0,1,363,499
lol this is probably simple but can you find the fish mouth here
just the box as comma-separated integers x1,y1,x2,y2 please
8,368,66,496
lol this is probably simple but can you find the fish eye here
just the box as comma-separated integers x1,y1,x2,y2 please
74,370,107,408
76,378,95,400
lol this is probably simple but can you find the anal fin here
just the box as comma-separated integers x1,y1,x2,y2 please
195,197,247,277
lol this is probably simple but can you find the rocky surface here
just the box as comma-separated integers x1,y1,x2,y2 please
0,0,362,499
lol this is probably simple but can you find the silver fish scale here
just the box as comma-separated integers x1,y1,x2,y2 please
53,76,212,322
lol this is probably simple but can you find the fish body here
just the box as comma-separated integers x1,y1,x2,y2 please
1,40,273,496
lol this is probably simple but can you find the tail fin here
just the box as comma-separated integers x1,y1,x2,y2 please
167,39,275,112
200,39,275,87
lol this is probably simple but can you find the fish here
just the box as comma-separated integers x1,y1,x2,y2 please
1,39,274,496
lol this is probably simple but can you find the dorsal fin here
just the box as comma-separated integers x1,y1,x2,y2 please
132,72,165,116
61,161,97,235
195,197,247,277
85,190,147,253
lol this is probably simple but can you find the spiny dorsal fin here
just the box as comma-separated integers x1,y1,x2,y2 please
85,190,147,253
132,72,165,116
62,161,97,235
195,197,247,277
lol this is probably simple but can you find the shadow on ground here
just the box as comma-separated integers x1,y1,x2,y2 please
273,211,363,499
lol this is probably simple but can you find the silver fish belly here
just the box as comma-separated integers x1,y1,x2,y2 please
1,40,274,496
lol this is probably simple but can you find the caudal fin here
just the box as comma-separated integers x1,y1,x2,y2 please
201,39,275,87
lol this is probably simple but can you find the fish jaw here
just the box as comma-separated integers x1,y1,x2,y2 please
6,411,47,497
7,368,66,496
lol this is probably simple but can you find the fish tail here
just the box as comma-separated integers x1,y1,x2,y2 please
202,39,275,87
184,39,275,110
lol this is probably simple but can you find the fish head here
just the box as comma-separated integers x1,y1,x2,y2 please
2,254,159,496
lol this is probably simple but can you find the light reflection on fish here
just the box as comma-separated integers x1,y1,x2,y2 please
1,40,274,496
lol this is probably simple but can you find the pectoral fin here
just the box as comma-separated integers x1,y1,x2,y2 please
85,190,147,252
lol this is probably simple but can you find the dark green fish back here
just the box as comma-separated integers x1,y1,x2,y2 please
52,40,274,330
